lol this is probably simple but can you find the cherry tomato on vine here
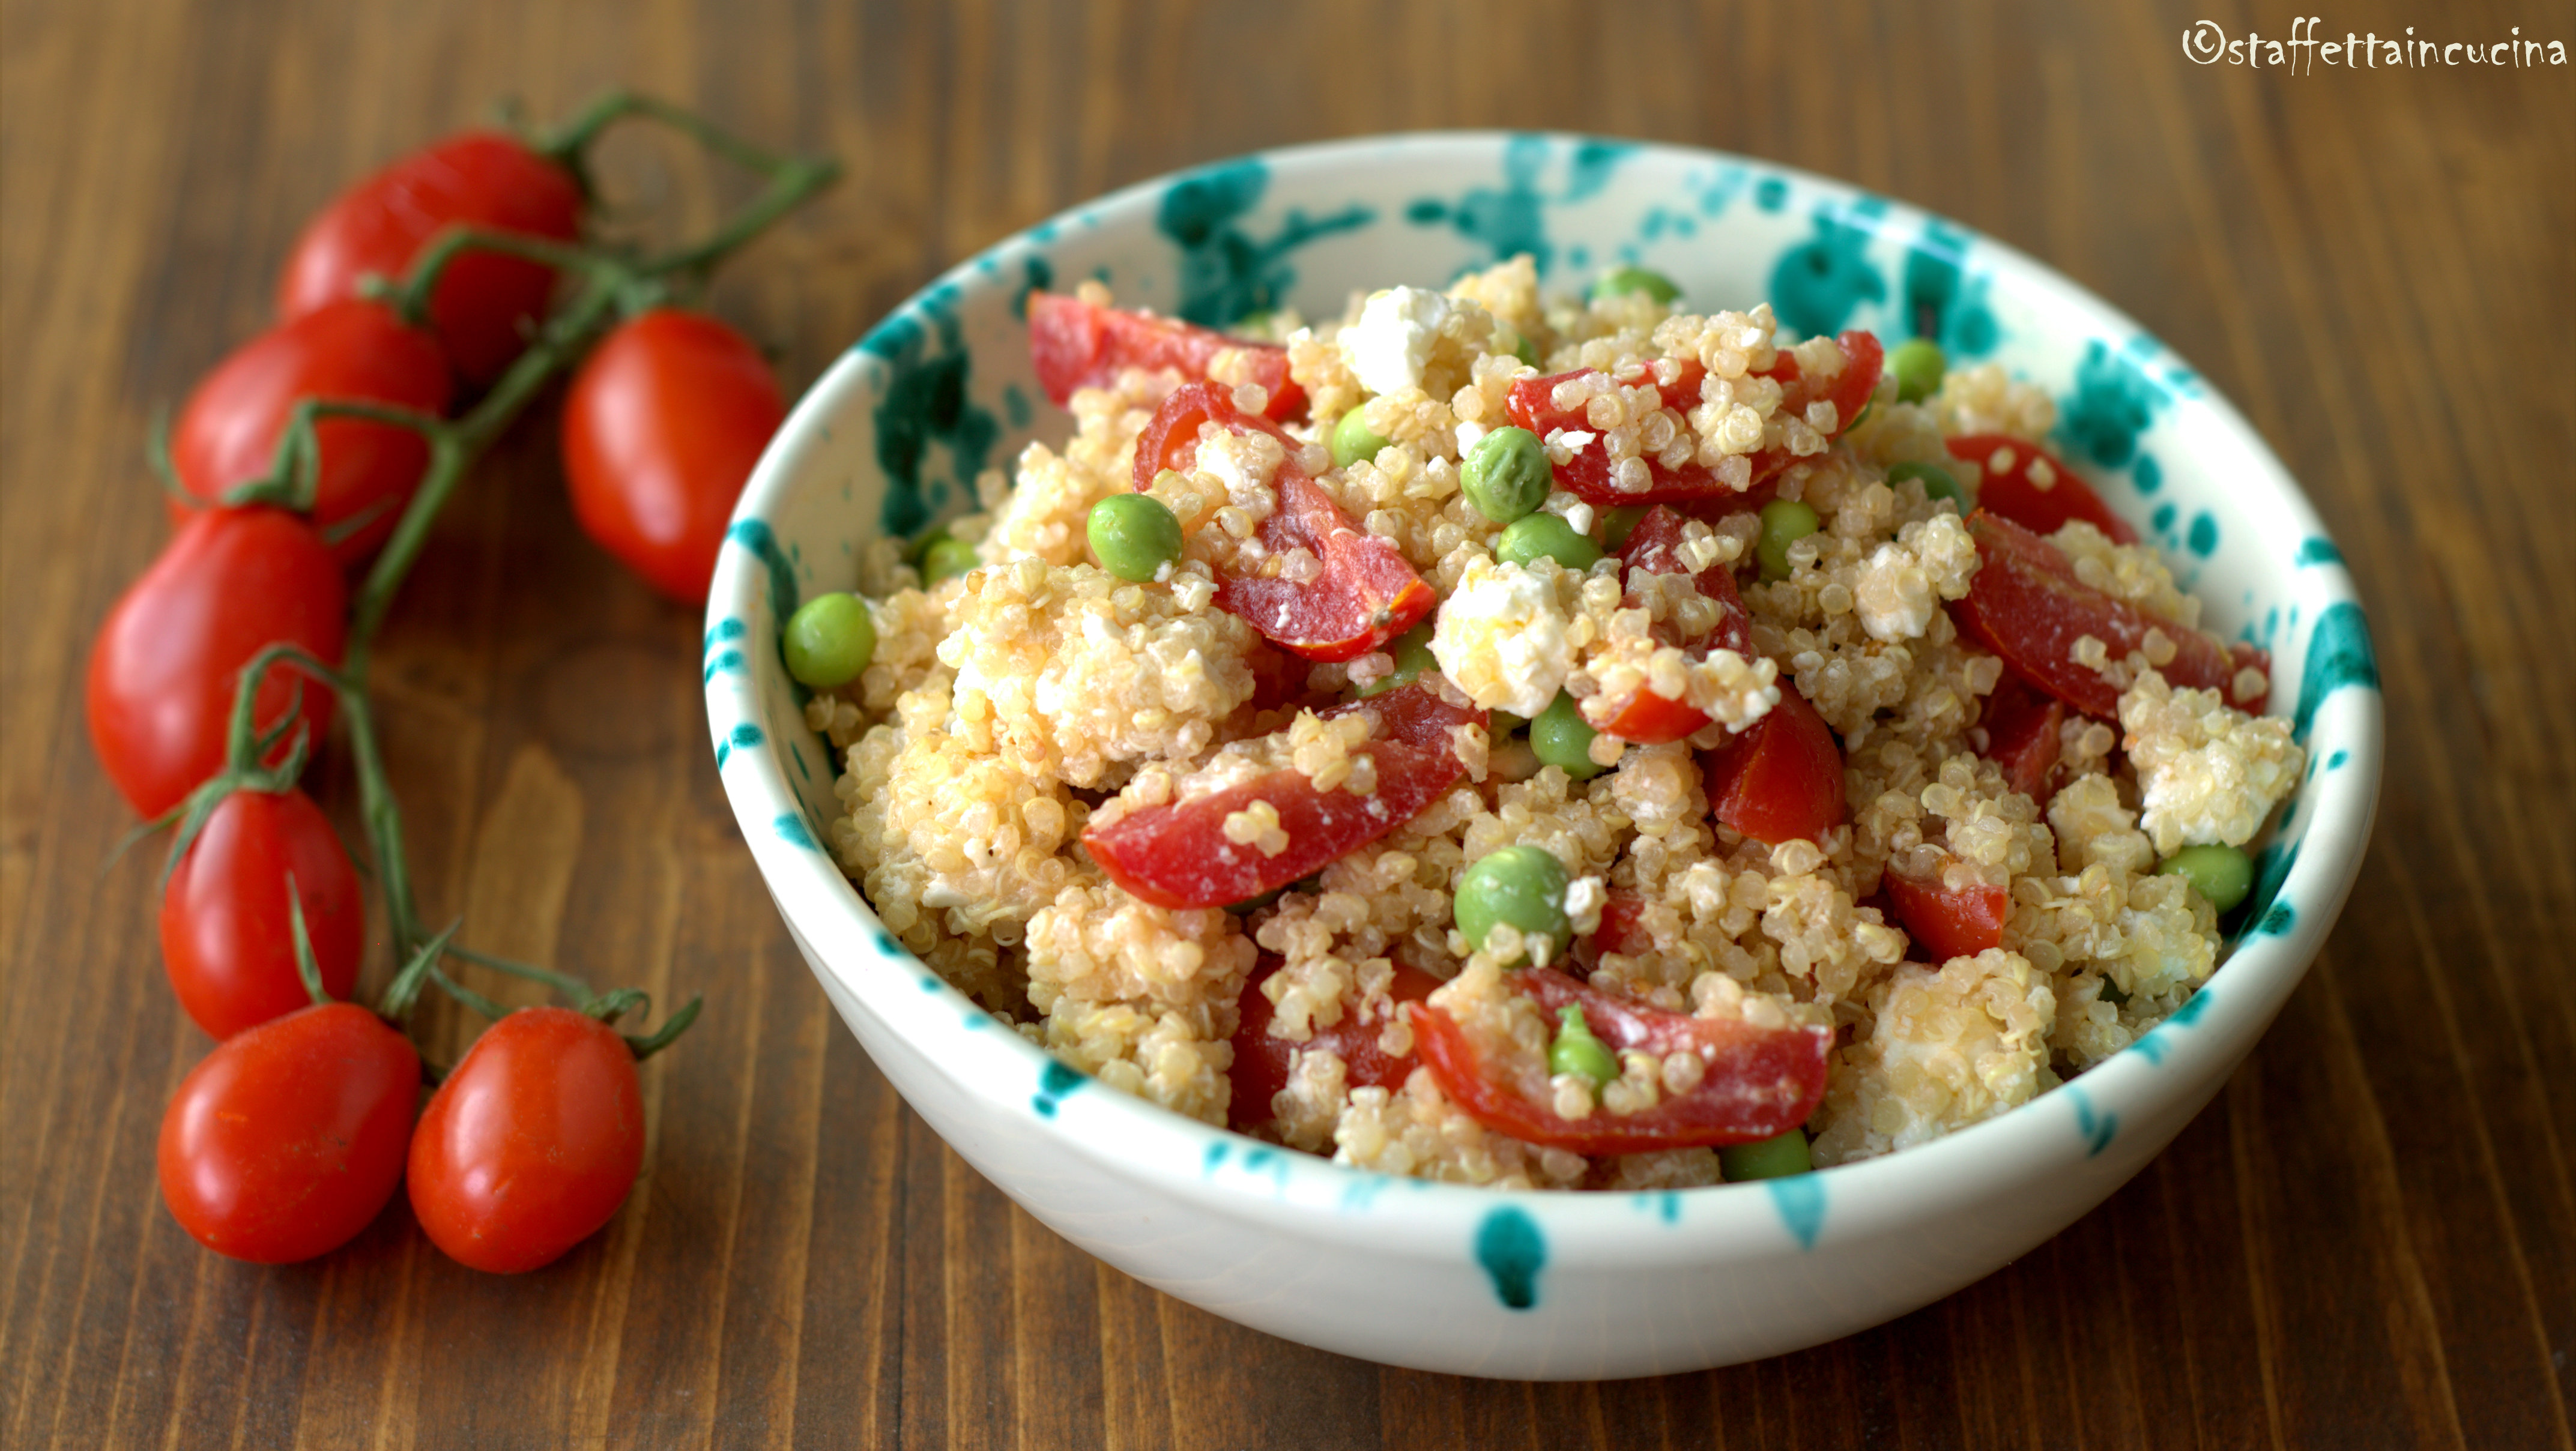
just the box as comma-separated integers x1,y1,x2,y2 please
408,1007,647,1273
160,787,363,1040
87,507,346,819
158,1002,420,1263
169,299,453,567
561,309,785,605
277,130,584,385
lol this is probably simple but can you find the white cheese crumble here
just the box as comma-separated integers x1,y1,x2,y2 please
1430,555,1580,719
1343,286,1454,397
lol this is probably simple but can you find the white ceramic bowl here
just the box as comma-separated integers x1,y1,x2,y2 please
704,133,2383,1380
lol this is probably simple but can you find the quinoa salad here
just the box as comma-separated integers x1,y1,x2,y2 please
783,257,2302,1191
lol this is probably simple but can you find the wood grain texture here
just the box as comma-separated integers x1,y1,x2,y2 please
4,0,2569,1446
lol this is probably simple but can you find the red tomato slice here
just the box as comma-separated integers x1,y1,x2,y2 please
1881,866,2009,962
1698,687,1845,845
1944,435,2138,544
1504,331,1882,507
1134,382,1434,663
1949,511,2267,720
1412,968,1831,1154
1589,505,1758,743
1977,671,2066,803
1082,683,1479,910
1028,292,1302,420
1227,955,1444,1133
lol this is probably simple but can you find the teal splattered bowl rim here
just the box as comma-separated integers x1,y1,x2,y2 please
704,132,2383,1359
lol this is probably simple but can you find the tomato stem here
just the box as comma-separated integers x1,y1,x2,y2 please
376,918,461,1023
621,995,703,1061
445,944,594,1000
285,876,333,1006
424,964,509,1022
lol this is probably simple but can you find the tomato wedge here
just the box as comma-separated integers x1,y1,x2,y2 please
1589,505,1758,744
1227,955,1444,1133
1699,687,1844,845
1503,330,1882,507
1083,683,1480,910
1944,435,2138,544
1977,671,2066,803
1134,382,1435,662
1412,969,1831,1154
1881,866,2010,962
1949,511,2269,720
1028,292,1303,420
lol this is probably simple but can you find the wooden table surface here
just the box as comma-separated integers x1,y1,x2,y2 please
5,0,2571,1446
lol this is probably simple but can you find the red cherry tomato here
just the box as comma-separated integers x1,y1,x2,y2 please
408,1007,646,1274
1949,510,2268,720
1505,330,1883,507
1588,505,1758,744
1976,671,2066,803
158,1003,420,1263
1412,969,1831,1154
561,309,785,606
160,788,364,1040
1698,687,1845,846
169,300,453,567
87,508,347,819
1083,683,1480,910
1131,381,1434,662
1029,291,1302,418
1944,434,2139,544
1227,956,1442,1133
277,131,583,385
1881,866,2010,962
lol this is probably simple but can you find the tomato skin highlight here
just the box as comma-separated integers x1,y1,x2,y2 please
86,508,348,819
157,1003,420,1264
277,131,583,385
1412,969,1831,1154
561,309,785,606
408,1007,647,1275
1881,867,2010,962
169,300,455,567
1944,434,2139,545
1588,505,1758,743
1227,956,1441,1133
160,788,364,1040
1028,292,1302,419
1699,687,1845,845
1083,683,1480,910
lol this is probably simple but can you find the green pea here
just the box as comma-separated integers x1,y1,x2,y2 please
1513,335,1540,367
2156,843,2255,913
1599,504,1650,552
1887,460,1963,507
1591,264,1681,306
1356,624,1438,698
1756,498,1821,583
1489,710,1526,737
1461,426,1553,524
1719,1128,1813,1181
920,532,981,585
1497,513,1603,572
781,592,877,689
1530,692,1607,780
1453,845,1571,962
1331,405,1391,469
1087,493,1184,582
1548,1005,1619,1088
1888,337,1946,404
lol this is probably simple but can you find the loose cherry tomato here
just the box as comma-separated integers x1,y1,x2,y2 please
87,508,347,819
408,1007,647,1274
1505,331,1883,507
1412,969,1831,1154
1949,510,2267,720
160,787,364,1040
1944,434,2138,544
1698,687,1845,845
1976,671,2066,803
1029,291,1302,418
1083,682,1480,910
1132,381,1434,662
1587,505,1757,743
169,299,453,567
561,309,785,606
277,131,583,385
158,1002,420,1263
1881,865,2010,962
1227,956,1443,1133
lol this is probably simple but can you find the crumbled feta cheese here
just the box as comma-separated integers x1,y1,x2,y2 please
1344,286,1454,397
1454,420,1488,454
1430,555,1580,718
